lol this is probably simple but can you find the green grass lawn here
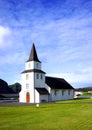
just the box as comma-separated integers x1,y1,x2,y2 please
82,93,92,96
57,98,92,103
0,99,92,130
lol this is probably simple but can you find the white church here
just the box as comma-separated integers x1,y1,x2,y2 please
19,43,74,103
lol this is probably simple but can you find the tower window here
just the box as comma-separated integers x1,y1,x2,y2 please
68,90,71,95
37,74,39,79
28,63,30,68
36,63,38,68
54,89,58,96
26,84,29,89
26,74,29,80
41,74,43,79
62,90,65,96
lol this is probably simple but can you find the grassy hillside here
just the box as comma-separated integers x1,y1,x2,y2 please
0,99,92,130
76,87,92,92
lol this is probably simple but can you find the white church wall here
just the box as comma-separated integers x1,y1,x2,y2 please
40,95,49,102
51,89,74,101
34,73,46,88
19,91,26,102
35,90,40,103
25,61,41,70
25,61,34,70
45,84,51,93
34,61,41,70
20,72,35,103
21,73,34,91
70,89,74,99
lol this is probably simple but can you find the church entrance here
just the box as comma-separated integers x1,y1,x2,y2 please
26,92,30,103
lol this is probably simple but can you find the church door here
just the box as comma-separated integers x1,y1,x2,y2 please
26,92,30,103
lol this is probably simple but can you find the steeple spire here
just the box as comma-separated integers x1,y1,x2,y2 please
27,43,41,62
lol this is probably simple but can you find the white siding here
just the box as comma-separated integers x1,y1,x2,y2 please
19,91,26,102
34,73,45,88
35,90,40,103
19,72,35,103
50,89,74,101
40,95,49,102
25,61,41,70
25,61,34,70
34,90,49,103
34,61,41,70
45,84,51,93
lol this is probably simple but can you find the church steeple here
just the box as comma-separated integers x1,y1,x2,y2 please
27,43,41,62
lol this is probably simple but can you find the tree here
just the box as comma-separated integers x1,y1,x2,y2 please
9,83,21,93
0,79,9,93
0,79,14,94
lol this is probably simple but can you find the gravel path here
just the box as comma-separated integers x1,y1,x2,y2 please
0,101,34,106
0,101,92,107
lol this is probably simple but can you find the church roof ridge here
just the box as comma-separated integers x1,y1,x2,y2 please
46,76,74,89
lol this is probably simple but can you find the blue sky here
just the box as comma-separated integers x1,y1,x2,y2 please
0,0,92,88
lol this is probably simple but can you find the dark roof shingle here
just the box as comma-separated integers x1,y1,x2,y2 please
27,43,41,62
21,69,46,74
46,76,74,89
35,88,49,95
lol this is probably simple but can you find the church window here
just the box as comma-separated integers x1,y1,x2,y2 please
62,90,65,96
68,90,71,95
28,63,30,68
41,74,43,79
26,84,29,89
37,73,39,79
54,89,58,96
36,63,38,68
26,74,29,80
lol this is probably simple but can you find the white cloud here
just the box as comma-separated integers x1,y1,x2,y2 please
29,14,92,51
0,26,11,48
0,0,91,86
30,14,92,66
0,52,27,65
47,71,92,86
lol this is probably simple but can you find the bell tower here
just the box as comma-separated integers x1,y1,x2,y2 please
19,43,46,103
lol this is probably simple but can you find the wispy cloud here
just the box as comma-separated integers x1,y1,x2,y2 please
0,0,92,87
47,71,92,87
0,26,11,48
0,52,26,65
